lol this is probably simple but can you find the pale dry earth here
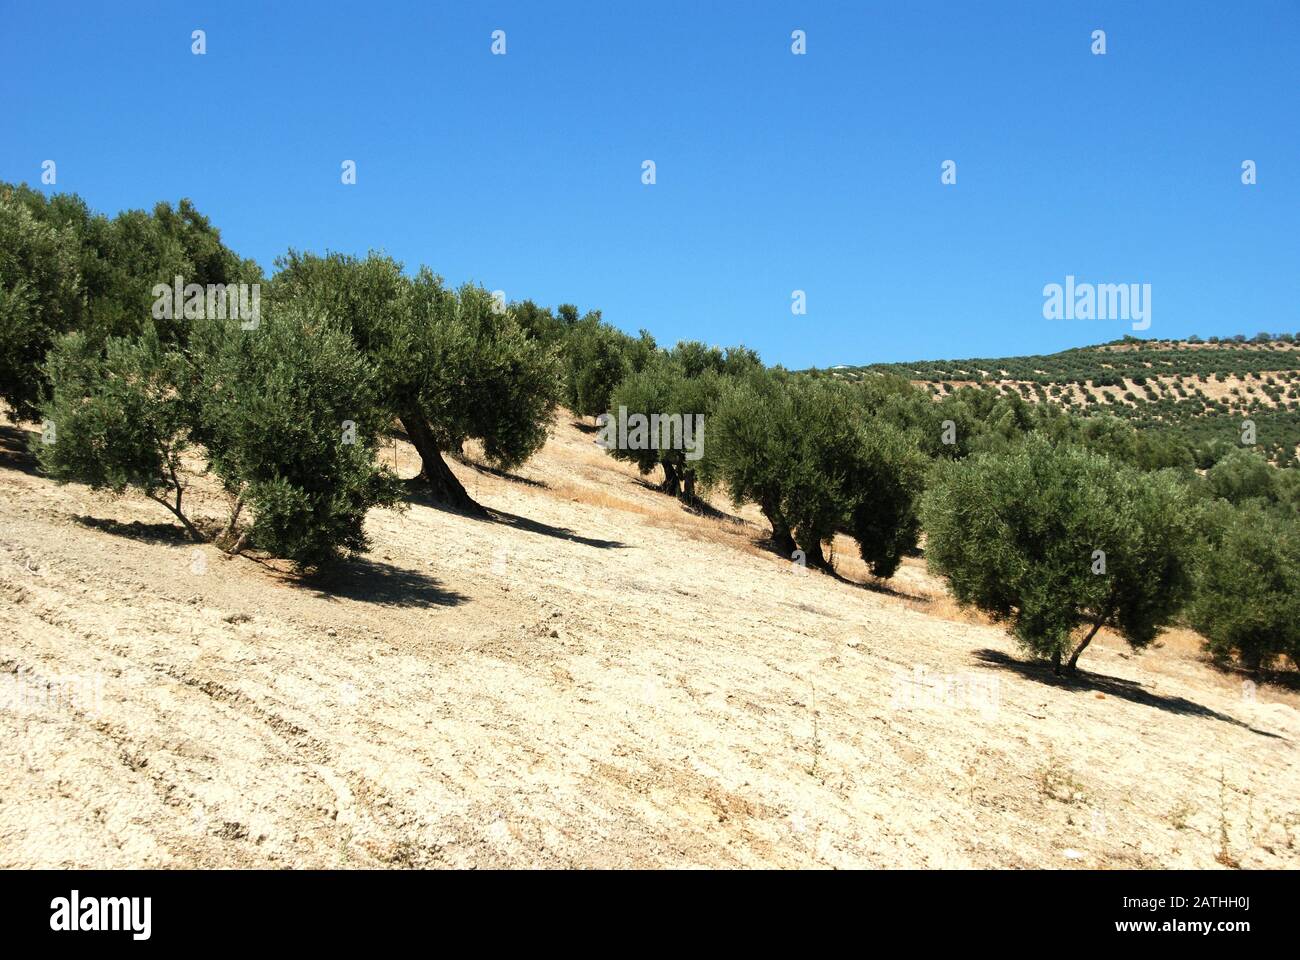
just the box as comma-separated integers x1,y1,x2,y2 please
1,411,1297,868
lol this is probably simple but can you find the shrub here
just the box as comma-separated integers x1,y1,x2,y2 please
1205,447,1276,504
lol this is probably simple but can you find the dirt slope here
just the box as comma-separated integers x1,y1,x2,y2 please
1,413,1297,868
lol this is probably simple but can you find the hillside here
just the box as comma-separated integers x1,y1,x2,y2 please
821,337,1300,465
2,408,1298,868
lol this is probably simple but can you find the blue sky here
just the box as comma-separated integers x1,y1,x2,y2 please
3,1,1297,369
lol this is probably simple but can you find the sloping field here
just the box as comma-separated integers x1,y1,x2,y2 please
1,412,1297,868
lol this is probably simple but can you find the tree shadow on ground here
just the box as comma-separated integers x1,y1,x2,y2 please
826,566,932,603
0,424,40,476
460,459,548,489
485,506,627,550
295,556,468,609
401,480,489,518
402,480,627,548
630,476,671,495
679,497,748,527
73,514,191,545
624,476,751,528
1203,658,1300,694
973,648,1286,740
571,419,600,434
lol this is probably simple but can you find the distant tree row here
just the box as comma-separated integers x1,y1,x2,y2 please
568,324,1300,674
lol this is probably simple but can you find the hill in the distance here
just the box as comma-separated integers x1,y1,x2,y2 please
817,336,1300,465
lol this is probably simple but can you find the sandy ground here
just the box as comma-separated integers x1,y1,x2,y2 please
1,411,1297,869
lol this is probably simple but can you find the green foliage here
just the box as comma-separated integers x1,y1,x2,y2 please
606,353,719,497
921,435,1200,671
1205,447,1279,505
707,374,924,574
189,303,403,569
37,299,401,568
0,189,88,418
564,314,629,419
844,424,926,578
1189,501,1300,670
779,380,923,573
0,182,256,419
507,299,570,347
428,282,561,469
707,369,800,545
778,380,870,561
35,325,203,540
273,252,560,474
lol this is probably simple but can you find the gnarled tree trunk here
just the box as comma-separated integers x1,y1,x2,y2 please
760,496,796,557
399,413,486,516
659,459,680,496
798,532,829,570
679,469,697,504
1065,611,1109,675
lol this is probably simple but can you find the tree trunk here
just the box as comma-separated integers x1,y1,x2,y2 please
218,487,247,552
679,469,697,504
1065,615,1107,675
399,413,486,516
659,459,680,496
153,459,206,543
760,498,796,556
1052,650,1063,676
148,493,205,544
799,533,829,570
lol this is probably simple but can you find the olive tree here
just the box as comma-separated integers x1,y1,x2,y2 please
1188,501,1300,671
564,313,630,420
271,252,560,515
35,325,205,540
605,355,719,501
37,305,401,569
0,189,88,419
708,374,924,574
921,435,1200,674
189,303,402,570
781,379,923,573
707,370,800,553
1,182,255,420
843,422,926,578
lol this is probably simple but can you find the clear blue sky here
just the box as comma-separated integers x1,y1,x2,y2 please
3,1,1296,368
